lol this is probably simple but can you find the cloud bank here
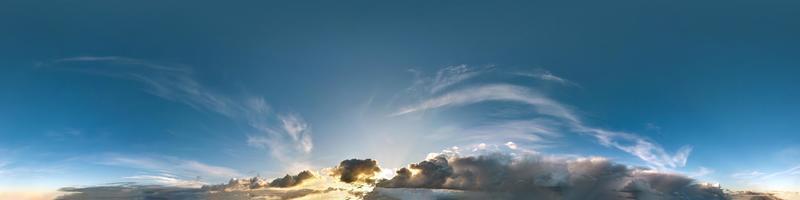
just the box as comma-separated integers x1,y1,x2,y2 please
373,153,725,200
57,151,755,200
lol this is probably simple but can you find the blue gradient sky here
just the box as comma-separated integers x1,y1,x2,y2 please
1,0,799,194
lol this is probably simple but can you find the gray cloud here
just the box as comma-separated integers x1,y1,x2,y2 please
57,152,783,200
331,159,382,184
56,184,326,200
374,153,726,200
269,170,315,187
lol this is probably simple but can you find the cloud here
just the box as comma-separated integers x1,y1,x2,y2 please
516,69,578,87
392,69,692,169
331,159,382,184
45,56,314,168
452,119,562,145
373,153,726,200
689,167,714,178
732,164,800,191
429,65,491,93
731,171,766,179
269,170,316,188
504,142,518,150
279,114,314,154
95,154,242,187
123,175,204,188
59,151,768,200
57,184,328,200
576,126,693,169
392,84,578,122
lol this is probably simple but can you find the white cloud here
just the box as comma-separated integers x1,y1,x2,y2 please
96,154,242,187
429,65,489,93
392,84,578,122
731,171,766,179
516,69,578,87
505,142,518,150
392,67,692,170
689,167,714,178
279,114,313,154
123,175,204,188
48,56,314,169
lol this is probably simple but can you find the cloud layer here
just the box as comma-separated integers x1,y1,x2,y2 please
373,153,725,200
57,151,751,200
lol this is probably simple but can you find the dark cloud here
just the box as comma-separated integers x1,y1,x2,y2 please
57,184,326,200
332,158,382,184
57,171,320,199
57,185,207,200
57,153,781,200
269,170,315,187
374,153,728,200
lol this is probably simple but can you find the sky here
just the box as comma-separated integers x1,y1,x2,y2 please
1,0,799,198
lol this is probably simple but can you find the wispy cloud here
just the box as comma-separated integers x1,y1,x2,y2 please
425,119,562,147
278,114,314,154
393,84,578,122
731,164,800,191
393,65,691,169
689,167,715,178
429,65,491,93
735,165,800,180
96,154,242,187
731,171,766,179
575,125,692,169
516,69,578,87
46,56,313,169
123,175,204,187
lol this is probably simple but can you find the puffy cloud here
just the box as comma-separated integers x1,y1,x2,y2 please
58,152,778,200
331,159,382,184
374,153,727,200
269,170,315,187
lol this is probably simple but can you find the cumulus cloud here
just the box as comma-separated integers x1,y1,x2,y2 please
331,159,382,184
59,151,784,200
374,153,726,200
269,170,316,187
45,56,313,168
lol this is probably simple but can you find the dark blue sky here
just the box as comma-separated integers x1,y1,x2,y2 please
1,0,799,193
